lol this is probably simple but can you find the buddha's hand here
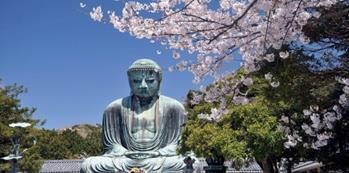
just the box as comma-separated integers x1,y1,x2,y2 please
124,151,160,159
103,145,129,157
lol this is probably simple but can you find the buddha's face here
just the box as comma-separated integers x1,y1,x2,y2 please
128,70,160,98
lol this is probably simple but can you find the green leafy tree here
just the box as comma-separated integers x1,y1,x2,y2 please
252,49,341,172
60,129,85,158
34,129,73,160
0,80,43,172
303,1,349,70
34,124,102,160
0,80,103,172
82,124,102,157
300,2,349,171
180,48,346,173
179,69,284,172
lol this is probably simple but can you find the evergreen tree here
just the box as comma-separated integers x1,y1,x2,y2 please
0,80,43,172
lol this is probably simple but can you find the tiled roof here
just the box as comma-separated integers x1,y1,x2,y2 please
227,162,262,172
40,160,83,173
39,159,262,173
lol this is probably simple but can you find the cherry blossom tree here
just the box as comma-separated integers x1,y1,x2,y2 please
86,0,349,171
89,0,336,77
87,0,343,107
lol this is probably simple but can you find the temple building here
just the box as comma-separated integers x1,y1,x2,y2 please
39,159,326,173
39,159,263,173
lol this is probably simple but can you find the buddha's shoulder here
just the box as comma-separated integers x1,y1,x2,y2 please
106,95,184,110
159,95,184,109
105,96,131,110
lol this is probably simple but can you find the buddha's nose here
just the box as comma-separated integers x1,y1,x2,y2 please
140,79,148,89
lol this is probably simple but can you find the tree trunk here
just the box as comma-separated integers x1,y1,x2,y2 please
257,156,278,173
286,158,293,173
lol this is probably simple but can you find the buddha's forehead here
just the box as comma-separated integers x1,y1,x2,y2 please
128,70,158,79
128,59,162,80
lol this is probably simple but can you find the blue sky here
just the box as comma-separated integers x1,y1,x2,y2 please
0,1,240,129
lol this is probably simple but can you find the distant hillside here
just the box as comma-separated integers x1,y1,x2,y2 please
57,124,101,138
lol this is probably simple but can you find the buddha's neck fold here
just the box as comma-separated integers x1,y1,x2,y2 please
133,95,159,111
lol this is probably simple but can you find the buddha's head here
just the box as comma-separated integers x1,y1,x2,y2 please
127,59,162,98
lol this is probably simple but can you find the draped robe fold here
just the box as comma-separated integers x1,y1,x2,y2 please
80,95,191,173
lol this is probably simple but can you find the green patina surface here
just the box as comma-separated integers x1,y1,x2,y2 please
80,59,200,173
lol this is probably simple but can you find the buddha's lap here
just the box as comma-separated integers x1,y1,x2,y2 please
81,155,186,171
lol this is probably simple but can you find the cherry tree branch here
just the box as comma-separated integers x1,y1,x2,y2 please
303,44,336,52
264,1,278,49
182,13,229,27
281,0,303,45
158,0,195,20
208,0,258,44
